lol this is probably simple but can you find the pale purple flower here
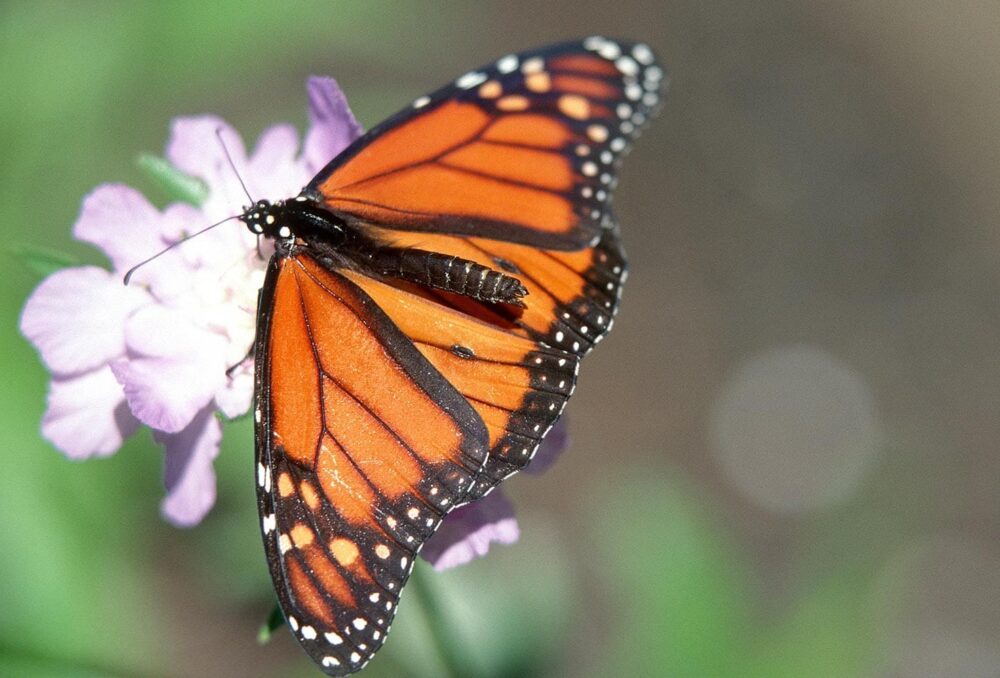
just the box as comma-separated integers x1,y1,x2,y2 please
20,76,566,566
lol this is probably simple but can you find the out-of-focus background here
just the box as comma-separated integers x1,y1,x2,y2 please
3,1,999,676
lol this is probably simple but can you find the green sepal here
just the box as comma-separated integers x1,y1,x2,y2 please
257,604,285,645
137,154,208,206
10,245,79,277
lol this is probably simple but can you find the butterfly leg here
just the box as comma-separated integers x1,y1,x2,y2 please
226,341,255,378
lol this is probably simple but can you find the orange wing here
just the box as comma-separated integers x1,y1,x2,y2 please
306,38,664,251
366,218,627,359
254,253,488,674
337,267,580,500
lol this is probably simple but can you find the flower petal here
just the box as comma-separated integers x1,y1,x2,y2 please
42,367,140,459
20,266,148,374
214,361,253,420
303,76,364,174
422,491,520,571
112,305,229,433
243,123,313,201
166,116,252,218
522,416,570,476
155,406,221,527
73,184,167,273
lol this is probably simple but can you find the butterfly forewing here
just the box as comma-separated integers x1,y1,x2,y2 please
307,37,664,251
254,254,488,674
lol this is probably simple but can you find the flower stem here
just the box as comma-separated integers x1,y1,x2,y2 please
409,565,467,678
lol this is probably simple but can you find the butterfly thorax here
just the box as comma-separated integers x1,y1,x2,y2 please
240,197,348,245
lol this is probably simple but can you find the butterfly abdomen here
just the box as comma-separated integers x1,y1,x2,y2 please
367,247,528,306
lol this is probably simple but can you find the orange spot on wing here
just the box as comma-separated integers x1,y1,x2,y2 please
277,472,295,497
300,480,321,509
290,523,315,548
329,538,360,566
496,95,530,111
478,80,502,98
327,537,373,583
558,94,591,120
525,72,551,93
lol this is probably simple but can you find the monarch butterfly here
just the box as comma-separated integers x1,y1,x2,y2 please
244,37,663,675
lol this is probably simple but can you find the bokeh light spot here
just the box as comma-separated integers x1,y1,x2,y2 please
709,345,880,512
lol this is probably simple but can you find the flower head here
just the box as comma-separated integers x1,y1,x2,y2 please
20,77,567,564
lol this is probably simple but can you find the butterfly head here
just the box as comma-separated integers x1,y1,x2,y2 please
240,199,290,240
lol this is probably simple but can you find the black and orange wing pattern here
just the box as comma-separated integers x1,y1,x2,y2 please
254,37,663,675
254,253,488,673
307,37,664,251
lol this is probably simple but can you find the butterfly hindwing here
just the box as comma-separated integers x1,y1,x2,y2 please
365,217,627,359
254,253,488,674
338,269,581,499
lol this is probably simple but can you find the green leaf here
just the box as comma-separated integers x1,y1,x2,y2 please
257,604,285,645
588,470,752,677
742,576,876,678
137,153,208,206
8,245,78,277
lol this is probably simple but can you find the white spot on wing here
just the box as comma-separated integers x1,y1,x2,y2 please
633,43,655,65
521,56,545,74
615,56,639,76
456,71,487,89
598,42,621,59
497,54,518,73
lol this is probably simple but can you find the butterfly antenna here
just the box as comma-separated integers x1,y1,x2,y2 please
215,127,254,204
122,215,241,285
